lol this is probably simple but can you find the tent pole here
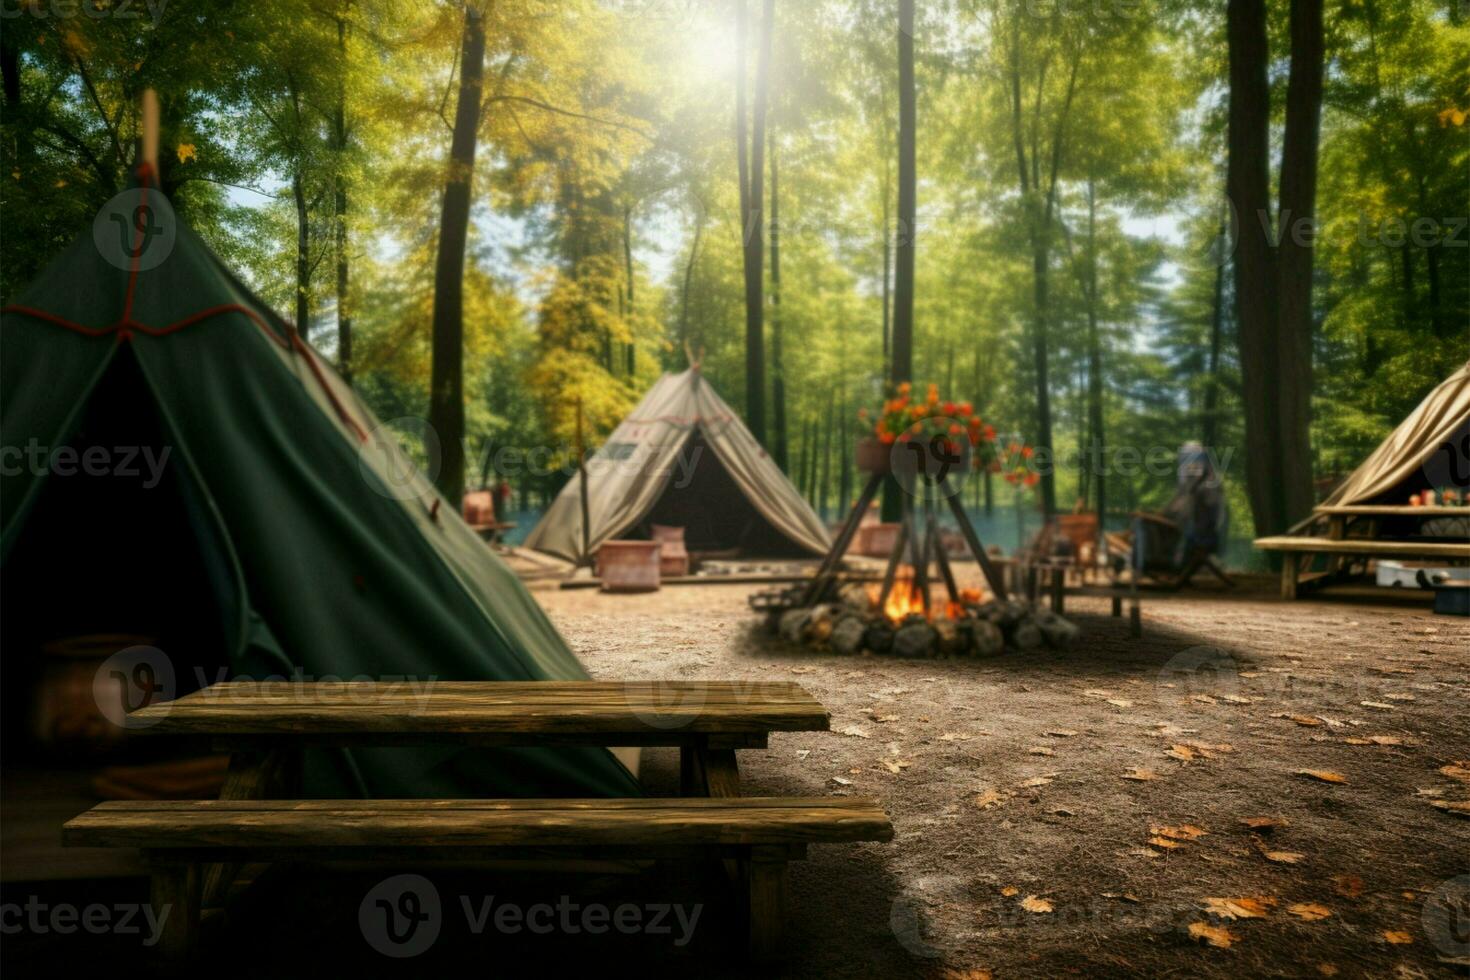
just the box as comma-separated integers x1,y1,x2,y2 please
577,399,592,567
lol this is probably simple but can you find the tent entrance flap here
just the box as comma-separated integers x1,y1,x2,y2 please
637,430,809,556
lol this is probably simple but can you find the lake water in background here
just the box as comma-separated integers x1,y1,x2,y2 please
498,504,1271,573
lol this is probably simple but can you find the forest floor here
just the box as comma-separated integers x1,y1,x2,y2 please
531,572,1470,979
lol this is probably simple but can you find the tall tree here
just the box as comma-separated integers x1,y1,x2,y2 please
1228,0,1323,536
736,0,775,445
332,8,353,382
428,2,486,505
890,0,916,387
770,136,789,470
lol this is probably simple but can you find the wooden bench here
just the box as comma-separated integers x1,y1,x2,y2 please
64,681,882,961
65,796,892,961
1254,535,1470,599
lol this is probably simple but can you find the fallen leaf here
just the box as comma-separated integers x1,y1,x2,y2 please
1297,769,1348,784
1045,729,1079,738
1382,930,1413,945
1201,896,1274,920
831,776,852,786
1288,902,1332,921
1166,744,1199,762
1187,921,1238,949
1439,764,1470,783
1431,800,1470,818
1020,895,1053,913
939,732,976,742
1028,747,1056,757
1122,768,1159,782
1368,735,1403,745
1262,849,1305,864
1239,816,1286,832
940,970,992,980
1151,824,1208,841
1192,694,1217,704
1106,698,1134,708
881,759,912,774
1317,964,1339,976
1360,701,1395,711
974,788,1006,810
1083,688,1112,698
1148,836,1185,849
1021,775,1054,788
1220,694,1252,704
873,714,900,724
1383,693,1415,701
838,726,871,739
1288,715,1325,727
1331,874,1365,898
1000,886,1019,897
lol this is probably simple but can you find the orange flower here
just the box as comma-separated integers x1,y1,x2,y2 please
879,431,896,445
949,423,963,436
909,422,923,434
1022,446,1034,459
898,381,912,395
1023,472,1040,488
959,402,973,416
1004,472,1018,485
983,424,996,441
942,401,956,416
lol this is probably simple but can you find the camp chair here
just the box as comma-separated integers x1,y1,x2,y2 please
462,489,516,545
1107,444,1234,591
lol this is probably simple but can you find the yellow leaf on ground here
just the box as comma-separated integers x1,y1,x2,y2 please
1382,930,1413,944
1000,886,1018,897
1240,816,1286,832
1262,849,1305,864
1367,735,1402,745
1188,921,1239,948
1289,715,1324,727
1438,764,1470,783
1122,768,1159,781
1045,729,1079,737
974,788,1006,810
1297,769,1348,784
1028,747,1055,757
1106,698,1134,708
1021,775,1055,787
1148,836,1185,849
1020,895,1053,913
1431,800,1470,818
1166,745,1198,761
1288,902,1332,921
941,970,992,980
1151,824,1208,841
1331,874,1365,898
1317,964,1339,976
1201,896,1275,920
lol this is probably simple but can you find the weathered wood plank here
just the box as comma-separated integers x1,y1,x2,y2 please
64,798,895,850
747,845,788,962
148,859,199,962
1254,536,1470,558
128,681,830,738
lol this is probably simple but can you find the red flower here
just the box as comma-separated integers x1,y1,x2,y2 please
1022,446,1034,459
1023,472,1040,488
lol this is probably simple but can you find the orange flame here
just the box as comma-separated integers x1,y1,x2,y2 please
867,573,926,625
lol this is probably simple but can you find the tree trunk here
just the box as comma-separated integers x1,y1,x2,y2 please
884,0,917,523
818,390,835,520
1227,0,1284,537
1275,0,1323,526
890,0,916,387
739,0,774,446
770,139,788,471
428,4,486,506
839,393,853,516
679,211,703,347
333,15,352,383
1202,208,1227,449
293,170,310,341
623,202,636,375
1085,179,1105,528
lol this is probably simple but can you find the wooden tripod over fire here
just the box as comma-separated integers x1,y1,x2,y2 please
800,465,1010,613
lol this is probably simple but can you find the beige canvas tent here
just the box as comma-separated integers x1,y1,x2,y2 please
1321,360,1470,506
524,368,832,564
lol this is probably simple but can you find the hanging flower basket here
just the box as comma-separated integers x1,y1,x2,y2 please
856,437,891,475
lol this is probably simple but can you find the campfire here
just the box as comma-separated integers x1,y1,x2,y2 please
769,576,1081,660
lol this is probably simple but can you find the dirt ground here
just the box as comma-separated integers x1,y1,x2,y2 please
531,573,1470,979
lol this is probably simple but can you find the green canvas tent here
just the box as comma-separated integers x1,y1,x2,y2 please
1,180,638,798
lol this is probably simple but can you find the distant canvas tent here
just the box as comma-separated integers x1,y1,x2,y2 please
1,176,638,799
524,369,832,565
1321,360,1470,506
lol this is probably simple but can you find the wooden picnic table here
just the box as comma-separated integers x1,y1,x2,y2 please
129,679,831,799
